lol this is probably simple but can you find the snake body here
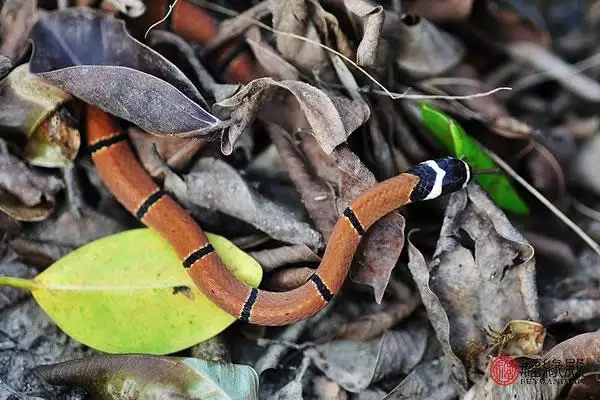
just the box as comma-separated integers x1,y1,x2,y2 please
87,105,472,326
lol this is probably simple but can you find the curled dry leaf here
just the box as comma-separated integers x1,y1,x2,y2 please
386,14,465,79
34,355,259,399
245,26,300,81
0,63,72,140
486,319,546,356
0,0,38,60
268,0,328,71
0,142,63,221
25,106,81,168
344,0,383,67
214,77,368,155
307,321,430,393
165,157,323,250
407,234,469,391
29,8,220,136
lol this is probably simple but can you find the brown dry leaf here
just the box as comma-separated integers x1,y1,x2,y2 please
128,127,203,179
0,142,63,221
249,244,320,272
307,320,431,393
465,332,600,399
164,156,323,250
213,77,368,155
0,0,37,60
343,0,383,67
493,320,546,356
245,27,300,81
403,0,474,21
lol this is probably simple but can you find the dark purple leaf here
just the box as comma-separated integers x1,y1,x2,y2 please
28,8,219,134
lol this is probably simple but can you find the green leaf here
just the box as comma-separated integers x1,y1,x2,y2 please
420,103,529,215
0,228,262,354
34,354,259,399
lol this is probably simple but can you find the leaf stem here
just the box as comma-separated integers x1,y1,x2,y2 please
0,276,41,291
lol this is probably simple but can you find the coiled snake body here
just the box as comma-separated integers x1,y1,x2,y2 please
87,106,472,326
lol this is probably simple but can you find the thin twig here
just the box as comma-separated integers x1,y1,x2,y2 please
482,145,600,256
144,0,179,39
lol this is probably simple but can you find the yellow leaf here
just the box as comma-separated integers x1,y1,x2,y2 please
0,228,262,354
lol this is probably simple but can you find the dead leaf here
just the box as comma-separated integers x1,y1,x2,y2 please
203,2,271,54
268,0,328,71
0,63,72,144
165,157,323,250
25,105,81,168
406,233,469,391
307,321,431,393
0,141,63,221
0,0,37,60
29,8,220,136
245,27,300,81
344,0,383,67
383,358,459,400
265,122,338,239
429,184,536,365
386,14,465,79
214,77,368,155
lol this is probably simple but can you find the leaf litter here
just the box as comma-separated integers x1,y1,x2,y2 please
0,0,600,399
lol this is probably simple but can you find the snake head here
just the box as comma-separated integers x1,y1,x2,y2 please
407,157,472,201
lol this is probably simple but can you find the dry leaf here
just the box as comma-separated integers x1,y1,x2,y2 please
344,0,384,66
307,321,431,393
213,77,368,155
164,157,323,250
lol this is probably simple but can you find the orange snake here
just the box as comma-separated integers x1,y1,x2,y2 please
87,105,472,325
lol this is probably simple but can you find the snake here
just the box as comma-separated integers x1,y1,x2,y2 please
87,104,473,326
